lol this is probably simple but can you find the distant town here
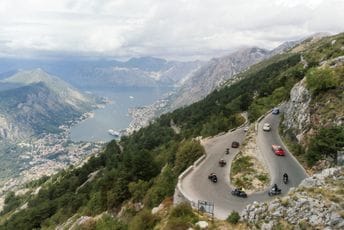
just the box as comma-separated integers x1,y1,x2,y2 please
0,115,104,197
0,98,169,198
126,98,169,134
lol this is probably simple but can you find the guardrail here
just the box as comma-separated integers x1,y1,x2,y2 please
174,152,207,207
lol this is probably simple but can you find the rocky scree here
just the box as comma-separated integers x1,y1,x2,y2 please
241,167,344,229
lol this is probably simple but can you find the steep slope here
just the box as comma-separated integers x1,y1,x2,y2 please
2,69,96,111
281,33,344,167
165,40,301,111
0,69,98,139
168,47,270,109
0,83,79,139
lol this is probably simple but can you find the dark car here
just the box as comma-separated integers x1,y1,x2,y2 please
231,188,247,198
208,173,218,183
231,141,240,148
219,159,226,167
272,108,280,115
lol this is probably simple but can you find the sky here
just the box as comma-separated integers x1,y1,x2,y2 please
0,0,343,60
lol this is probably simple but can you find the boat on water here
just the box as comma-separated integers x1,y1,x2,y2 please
108,129,120,137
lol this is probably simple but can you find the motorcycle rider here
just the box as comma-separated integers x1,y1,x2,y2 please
283,173,288,181
273,183,278,191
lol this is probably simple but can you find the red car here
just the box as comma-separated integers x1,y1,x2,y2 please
272,145,285,156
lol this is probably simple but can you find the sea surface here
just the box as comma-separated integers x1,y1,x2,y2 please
70,87,171,142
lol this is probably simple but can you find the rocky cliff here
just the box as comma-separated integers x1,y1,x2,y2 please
282,78,312,143
282,55,344,145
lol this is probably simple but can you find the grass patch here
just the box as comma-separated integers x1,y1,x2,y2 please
328,194,341,203
231,152,270,189
231,154,257,189
256,173,269,183
231,154,254,175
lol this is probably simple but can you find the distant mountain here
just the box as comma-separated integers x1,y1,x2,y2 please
167,47,270,110
165,39,305,111
124,57,167,72
67,57,203,89
269,40,300,55
0,57,203,89
0,69,98,140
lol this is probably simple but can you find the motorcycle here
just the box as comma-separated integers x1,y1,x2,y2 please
283,176,288,184
208,173,218,183
226,148,230,155
231,188,247,198
268,187,282,196
219,159,227,167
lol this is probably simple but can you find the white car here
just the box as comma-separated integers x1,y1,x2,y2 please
262,123,271,131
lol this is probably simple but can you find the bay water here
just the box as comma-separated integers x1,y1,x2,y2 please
70,87,171,142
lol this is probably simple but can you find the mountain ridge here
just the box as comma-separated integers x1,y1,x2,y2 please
0,69,99,140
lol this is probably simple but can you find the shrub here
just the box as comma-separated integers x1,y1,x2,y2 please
95,214,127,230
173,140,205,175
169,203,195,219
227,211,240,224
128,209,159,230
128,180,150,202
306,126,344,166
165,217,192,230
166,203,198,230
144,165,176,208
231,155,253,175
306,67,339,95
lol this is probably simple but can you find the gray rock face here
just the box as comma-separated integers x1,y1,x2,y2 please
241,167,344,229
168,47,270,110
299,167,341,188
282,77,311,142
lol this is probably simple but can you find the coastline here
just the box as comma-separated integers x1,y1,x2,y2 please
125,98,169,135
0,103,107,200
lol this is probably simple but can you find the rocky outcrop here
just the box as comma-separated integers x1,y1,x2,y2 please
241,167,344,229
282,77,311,142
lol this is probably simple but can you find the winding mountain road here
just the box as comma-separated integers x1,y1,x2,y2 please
179,109,308,219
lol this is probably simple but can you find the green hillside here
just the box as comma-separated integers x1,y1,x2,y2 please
1,33,343,229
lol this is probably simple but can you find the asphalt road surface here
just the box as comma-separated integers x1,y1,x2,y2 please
180,110,308,219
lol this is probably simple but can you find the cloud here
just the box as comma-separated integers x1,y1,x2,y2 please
0,0,343,60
